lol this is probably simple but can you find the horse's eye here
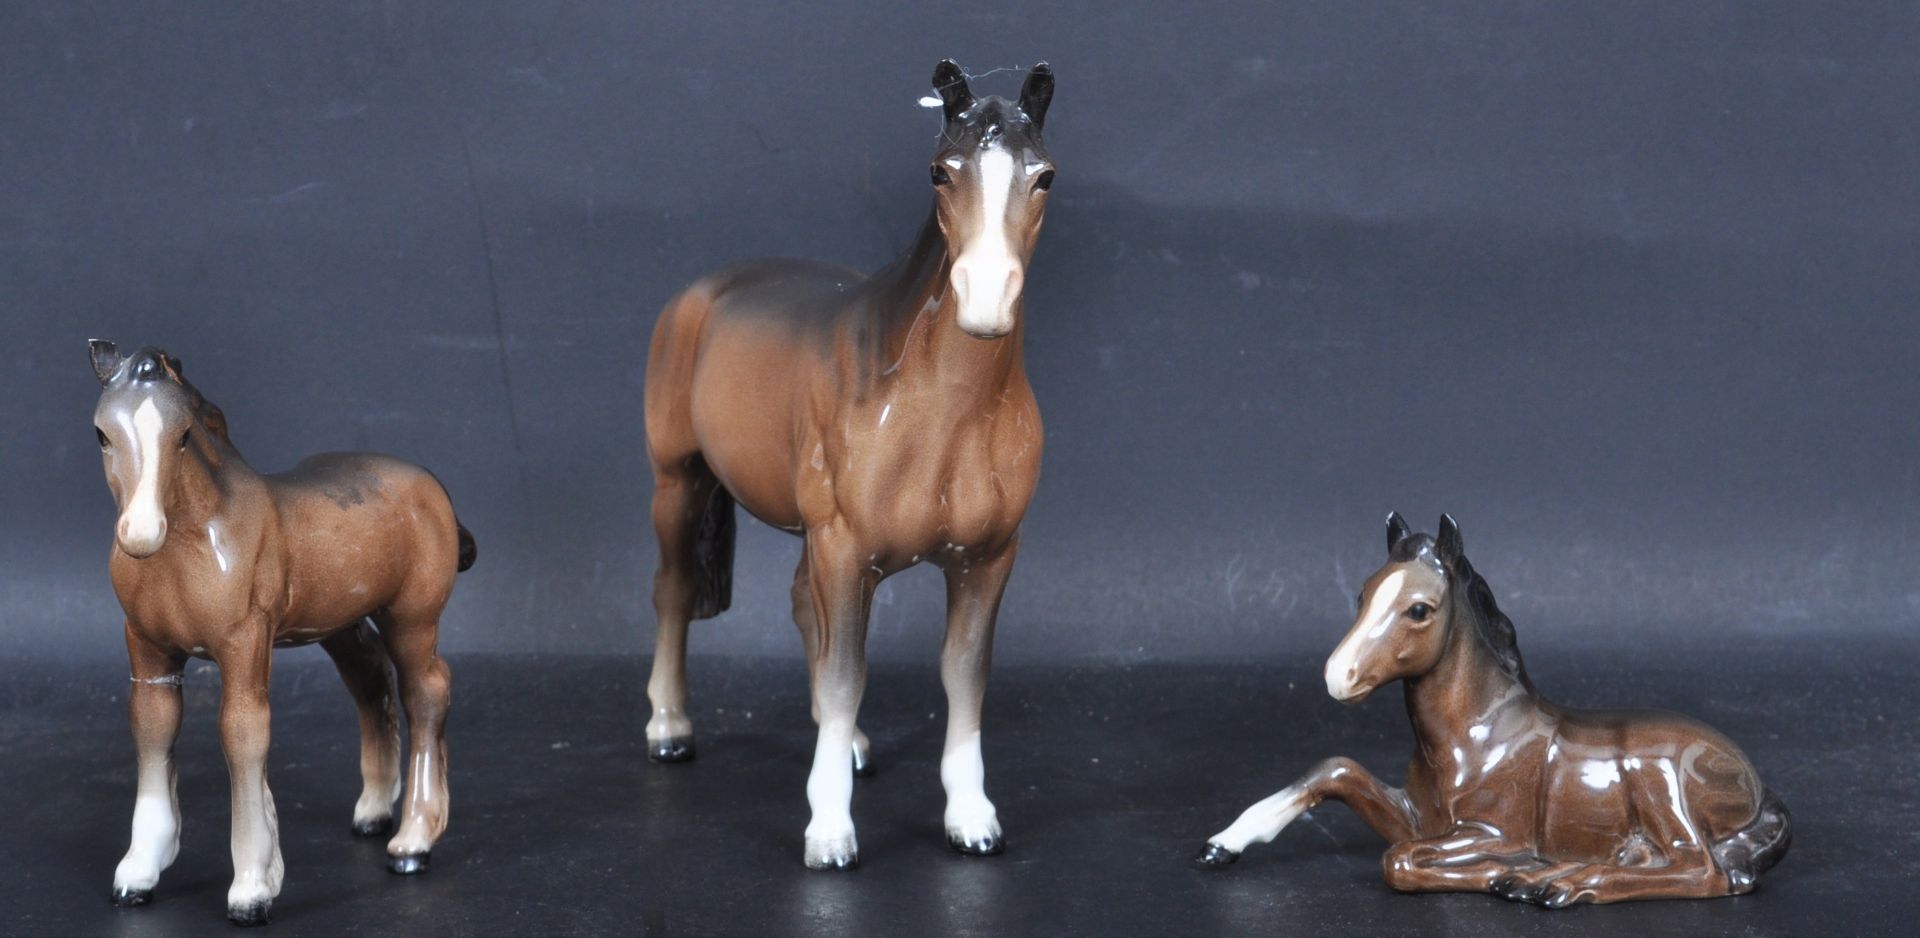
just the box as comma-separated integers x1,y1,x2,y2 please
96,427,110,449
178,429,192,449
1407,603,1433,622
930,164,953,186
1033,169,1055,192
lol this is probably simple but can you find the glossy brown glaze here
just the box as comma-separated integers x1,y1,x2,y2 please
89,341,472,925
1194,514,1790,907
642,60,1054,869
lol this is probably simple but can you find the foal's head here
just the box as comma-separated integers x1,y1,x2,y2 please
1324,513,1470,703
89,340,213,558
927,60,1056,338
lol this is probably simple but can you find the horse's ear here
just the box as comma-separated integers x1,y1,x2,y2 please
89,339,122,386
932,59,975,124
164,353,184,377
1386,511,1411,553
1020,63,1054,131
1435,514,1463,565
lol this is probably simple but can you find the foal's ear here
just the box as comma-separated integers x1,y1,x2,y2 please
1020,63,1054,131
88,339,123,386
1385,511,1411,553
932,59,976,124
1435,514,1464,565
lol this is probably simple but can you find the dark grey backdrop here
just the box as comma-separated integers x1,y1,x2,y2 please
3,1,1915,664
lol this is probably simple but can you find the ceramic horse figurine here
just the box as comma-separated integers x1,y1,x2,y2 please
1193,514,1791,906
642,60,1055,869
89,341,474,925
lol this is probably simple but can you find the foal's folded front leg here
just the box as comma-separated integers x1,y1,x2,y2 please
1194,757,1419,868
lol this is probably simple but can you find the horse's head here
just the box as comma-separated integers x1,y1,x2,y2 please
89,340,208,559
1324,513,1468,703
927,59,1055,338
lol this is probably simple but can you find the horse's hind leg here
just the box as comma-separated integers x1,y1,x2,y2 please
1193,757,1419,867
321,621,403,837
792,547,873,776
645,456,734,762
372,605,452,874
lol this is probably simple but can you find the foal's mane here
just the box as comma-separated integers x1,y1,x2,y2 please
1391,533,1533,688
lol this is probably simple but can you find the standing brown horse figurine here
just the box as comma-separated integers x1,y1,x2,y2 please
642,59,1054,869
89,341,473,925
1193,514,1791,906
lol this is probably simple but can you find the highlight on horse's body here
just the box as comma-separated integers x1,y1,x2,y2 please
89,341,474,926
1192,514,1790,907
640,59,1056,869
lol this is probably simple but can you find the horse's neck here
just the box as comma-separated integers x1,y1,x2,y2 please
1404,602,1536,763
160,435,248,537
872,212,1024,399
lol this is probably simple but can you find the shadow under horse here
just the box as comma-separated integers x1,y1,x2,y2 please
1195,514,1791,906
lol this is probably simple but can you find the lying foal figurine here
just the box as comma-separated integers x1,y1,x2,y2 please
90,342,474,925
1194,514,1791,907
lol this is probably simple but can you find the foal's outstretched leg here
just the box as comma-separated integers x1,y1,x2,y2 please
645,465,727,762
800,526,874,870
112,631,185,907
322,622,403,837
376,608,452,875
791,548,873,776
1193,757,1418,868
939,540,1017,855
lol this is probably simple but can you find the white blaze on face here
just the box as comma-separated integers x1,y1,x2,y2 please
1325,570,1407,700
117,398,169,557
949,145,1023,337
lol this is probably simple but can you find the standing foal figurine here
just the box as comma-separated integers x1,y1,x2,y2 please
90,342,473,925
642,60,1054,869
1193,514,1791,906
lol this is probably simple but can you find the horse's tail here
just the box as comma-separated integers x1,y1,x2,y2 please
1712,789,1791,893
456,521,478,573
689,485,736,620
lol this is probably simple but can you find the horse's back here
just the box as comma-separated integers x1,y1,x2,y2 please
1549,707,1769,849
267,453,463,631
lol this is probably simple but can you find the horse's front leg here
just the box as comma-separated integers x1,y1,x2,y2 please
215,631,283,926
1379,824,1546,895
939,539,1017,855
1193,757,1420,867
111,629,185,906
799,524,875,870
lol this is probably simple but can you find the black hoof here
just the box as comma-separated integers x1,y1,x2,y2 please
227,902,271,927
352,816,395,838
649,736,696,763
387,852,430,875
852,747,875,778
111,887,153,907
1192,842,1239,869
947,830,1006,856
805,853,859,872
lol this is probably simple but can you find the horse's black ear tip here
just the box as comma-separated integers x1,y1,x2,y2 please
89,339,122,384
933,58,964,81
1031,62,1053,77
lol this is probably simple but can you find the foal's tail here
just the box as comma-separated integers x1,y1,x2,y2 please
456,521,478,573
1713,790,1792,893
690,486,736,620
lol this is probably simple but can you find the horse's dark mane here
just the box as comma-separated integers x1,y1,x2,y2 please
1390,533,1532,687
1450,554,1532,688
